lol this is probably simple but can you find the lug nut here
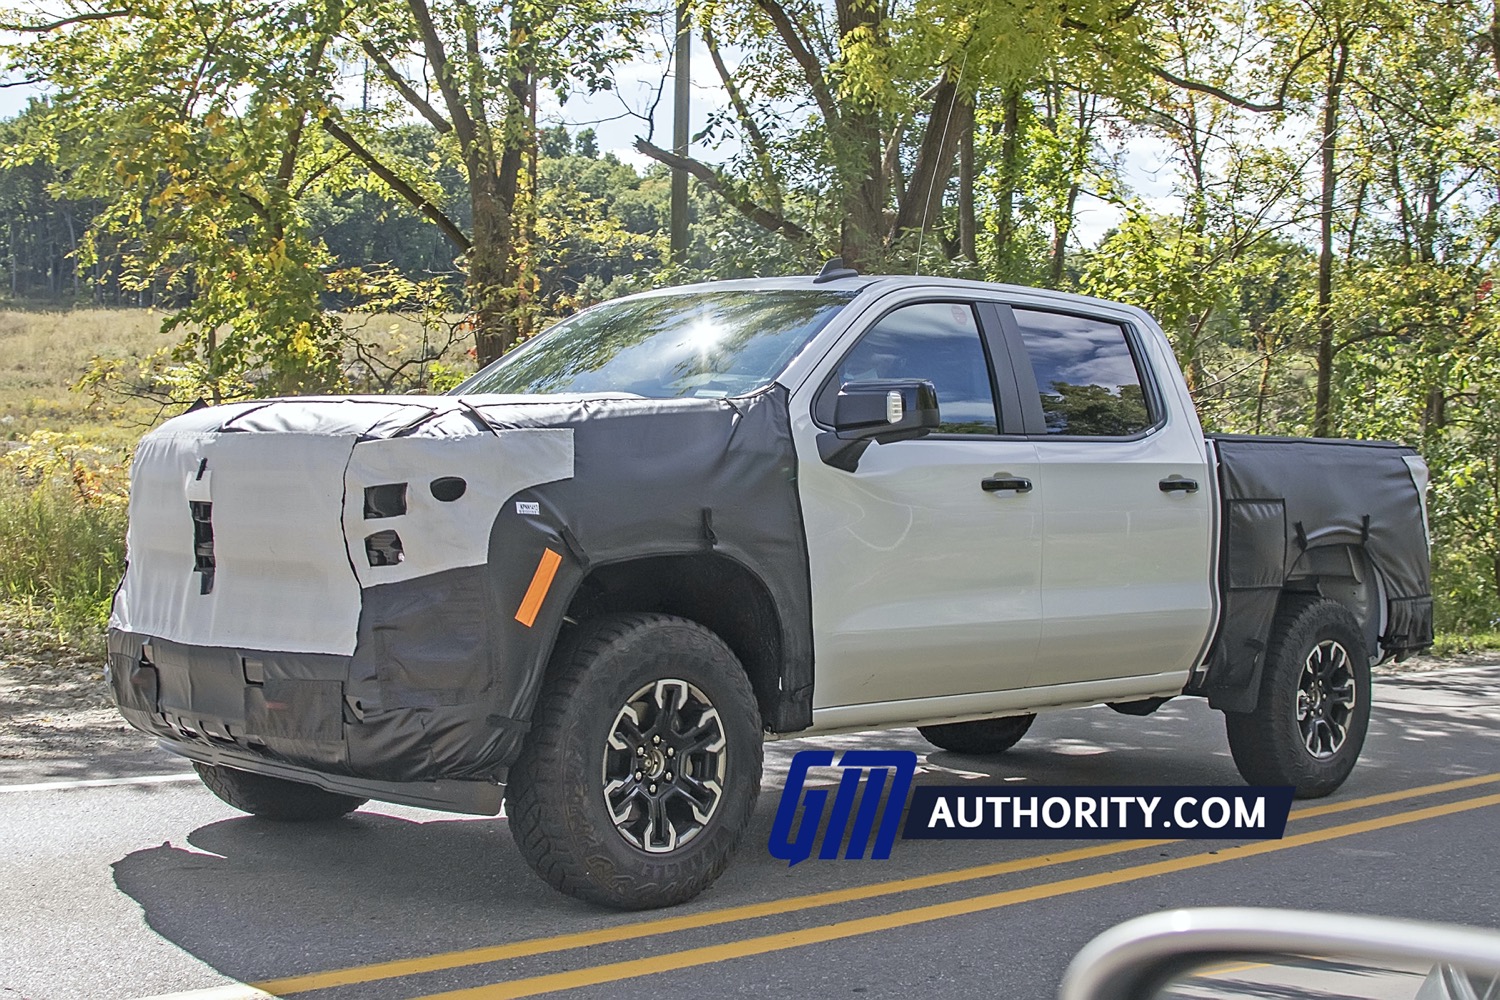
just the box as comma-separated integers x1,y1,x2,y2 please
665,747,676,758
664,772,673,782
634,770,643,780
649,783,658,793
652,735,661,745
636,746,646,757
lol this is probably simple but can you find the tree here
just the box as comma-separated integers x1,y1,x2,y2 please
2,0,643,386
639,0,1155,270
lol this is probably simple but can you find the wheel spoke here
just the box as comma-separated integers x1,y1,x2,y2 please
653,679,689,732
644,792,676,851
1321,648,1346,684
677,707,727,756
607,703,645,751
604,778,644,824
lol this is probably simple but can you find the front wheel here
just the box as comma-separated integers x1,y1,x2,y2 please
1225,597,1372,798
507,613,763,910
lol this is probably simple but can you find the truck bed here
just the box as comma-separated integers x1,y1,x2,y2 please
1198,434,1433,712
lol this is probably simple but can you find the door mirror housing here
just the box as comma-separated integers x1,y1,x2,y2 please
817,379,941,472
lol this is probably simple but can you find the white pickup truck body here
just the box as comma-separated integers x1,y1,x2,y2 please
108,274,1432,908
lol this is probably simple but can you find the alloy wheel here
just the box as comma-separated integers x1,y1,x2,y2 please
602,678,728,853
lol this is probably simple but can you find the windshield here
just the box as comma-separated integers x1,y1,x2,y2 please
454,288,857,398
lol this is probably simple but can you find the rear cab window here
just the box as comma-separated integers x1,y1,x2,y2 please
1010,308,1156,437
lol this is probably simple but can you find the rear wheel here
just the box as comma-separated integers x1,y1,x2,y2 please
919,713,1036,755
193,763,366,821
1225,597,1371,798
507,613,763,910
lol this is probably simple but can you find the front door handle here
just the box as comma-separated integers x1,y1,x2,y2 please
982,477,1033,493
1159,478,1199,493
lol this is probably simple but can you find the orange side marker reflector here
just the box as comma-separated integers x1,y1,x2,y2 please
514,548,563,627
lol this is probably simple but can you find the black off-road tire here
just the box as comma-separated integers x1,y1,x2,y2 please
919,714,1036,755
507,613,763,910
192,762,367,821
1225,596,1372,798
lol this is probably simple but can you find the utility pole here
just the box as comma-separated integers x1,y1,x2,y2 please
670,1,691,265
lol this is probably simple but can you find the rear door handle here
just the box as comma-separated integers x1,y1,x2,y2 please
982,477,1033,493
1159,478,1199,493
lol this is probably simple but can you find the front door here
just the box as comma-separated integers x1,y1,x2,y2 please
796,297,1043,710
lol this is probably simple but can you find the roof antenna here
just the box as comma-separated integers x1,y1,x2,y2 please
915,48,969,277
814,256,859,283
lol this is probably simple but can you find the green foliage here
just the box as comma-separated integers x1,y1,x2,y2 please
0,433,128,634
532,151,667,313
1429,632,1500,656
6,2,352,398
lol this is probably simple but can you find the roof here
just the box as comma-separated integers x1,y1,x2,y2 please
617,272,1155,325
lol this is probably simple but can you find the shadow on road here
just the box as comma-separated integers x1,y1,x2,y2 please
111,809,576,985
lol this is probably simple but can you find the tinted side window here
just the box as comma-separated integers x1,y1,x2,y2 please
1013,309,1152,436
836,302,998,434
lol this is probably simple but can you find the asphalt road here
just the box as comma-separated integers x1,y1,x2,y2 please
4,665,1500,1000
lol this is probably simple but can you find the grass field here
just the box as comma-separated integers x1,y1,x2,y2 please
0,306,471,448
0,308,178,449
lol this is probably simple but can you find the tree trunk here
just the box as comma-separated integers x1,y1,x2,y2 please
891,73,973,245
833,0,884,270
1050,184,1078,287
836,108,885,270
670,0,691,265
468,157,516,368
1254,331,1273,435
1050,91,1093,288
958,110,975,262
993,86,1022,275
1313,38,1349,439
470,27,532,367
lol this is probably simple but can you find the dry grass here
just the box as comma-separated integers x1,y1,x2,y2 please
0,306,478,449
0,308,178,449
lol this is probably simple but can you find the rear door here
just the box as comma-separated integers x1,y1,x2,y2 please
1000,304,1214,685
795,294,1042,710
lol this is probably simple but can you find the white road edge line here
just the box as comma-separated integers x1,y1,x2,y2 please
130,984,277,1000
0,772,197,793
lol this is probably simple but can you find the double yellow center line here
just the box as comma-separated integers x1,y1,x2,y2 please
254,772,1500,999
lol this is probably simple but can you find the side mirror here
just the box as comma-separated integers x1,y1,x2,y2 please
817,379,940,472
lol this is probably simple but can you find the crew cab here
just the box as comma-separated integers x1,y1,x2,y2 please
108,269,1433,909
